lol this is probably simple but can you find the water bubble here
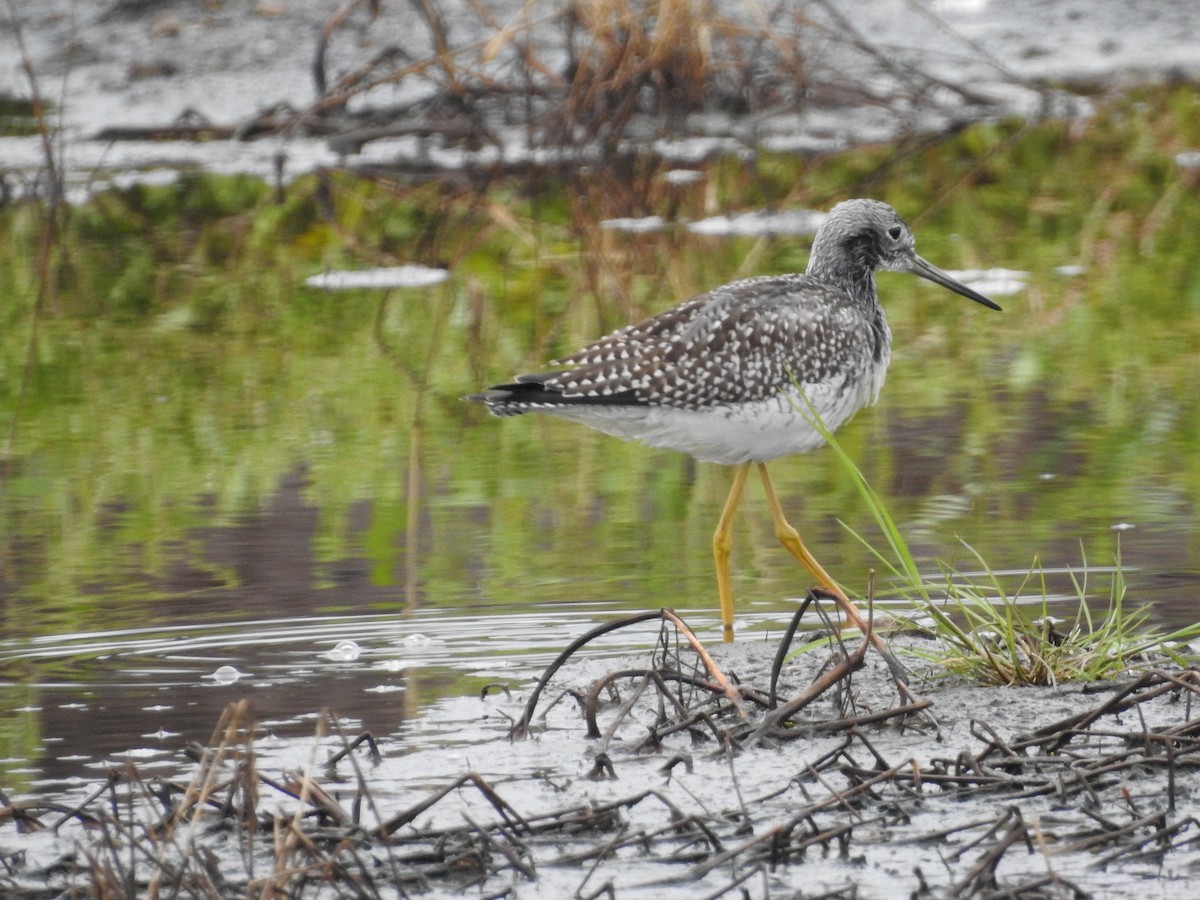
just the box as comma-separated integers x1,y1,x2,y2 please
206,665,245,685
327,640,361,662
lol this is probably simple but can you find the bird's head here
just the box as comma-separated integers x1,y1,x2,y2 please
808,199,1001,311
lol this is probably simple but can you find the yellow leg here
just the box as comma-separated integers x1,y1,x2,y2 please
755,463,871,634
751,463,911,687
713,462,752,642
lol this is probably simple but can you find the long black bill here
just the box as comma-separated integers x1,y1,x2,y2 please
910,255,1002,311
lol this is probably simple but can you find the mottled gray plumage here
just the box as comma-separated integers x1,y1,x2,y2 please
471,199,999,465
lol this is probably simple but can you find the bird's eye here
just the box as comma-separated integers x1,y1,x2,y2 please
887,225,903,241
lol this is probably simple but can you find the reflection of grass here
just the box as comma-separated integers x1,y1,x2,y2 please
800,390,1200,686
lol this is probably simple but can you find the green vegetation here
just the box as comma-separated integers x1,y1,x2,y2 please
902,548,1200,685
0,93,40,136
798,376,1199,685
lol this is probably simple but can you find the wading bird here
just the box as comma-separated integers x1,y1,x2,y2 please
470,199,1000,644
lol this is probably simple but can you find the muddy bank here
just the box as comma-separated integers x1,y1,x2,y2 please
6,621,1198,897
4,0,1199,188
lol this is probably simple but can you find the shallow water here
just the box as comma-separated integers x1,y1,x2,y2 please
0,603,628,790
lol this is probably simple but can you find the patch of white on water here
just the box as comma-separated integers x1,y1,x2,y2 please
0,134,341,202
364,684,406,694
121,747,165,760
142,728,180,740
944,267,1030,296
599,215,666,234
662,168,703,186
305,265,450,289
650,135,747,163
932,0,990,12
1174,150,1200,170
688,208,826,237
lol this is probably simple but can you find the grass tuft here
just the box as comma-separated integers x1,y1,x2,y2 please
794,390,1200,685
892,544,1200,685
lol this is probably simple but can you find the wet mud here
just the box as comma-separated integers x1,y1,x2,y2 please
6,612,1198,897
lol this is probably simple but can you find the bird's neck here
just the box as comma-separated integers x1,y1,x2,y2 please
807,261,879,313
805,233,880,312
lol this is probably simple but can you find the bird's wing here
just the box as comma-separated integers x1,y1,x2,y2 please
543,275,879,409
551,293,711,366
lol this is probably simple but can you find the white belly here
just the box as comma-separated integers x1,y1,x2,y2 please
543,378,881,465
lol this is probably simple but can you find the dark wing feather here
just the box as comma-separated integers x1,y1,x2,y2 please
471,371,642,415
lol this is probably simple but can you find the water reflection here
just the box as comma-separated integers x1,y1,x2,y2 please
5,380,1194,791
5,375,1196,768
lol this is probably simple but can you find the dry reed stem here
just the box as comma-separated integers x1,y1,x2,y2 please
660,607,746,716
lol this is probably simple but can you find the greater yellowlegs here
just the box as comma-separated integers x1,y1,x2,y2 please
471,199,1000,643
